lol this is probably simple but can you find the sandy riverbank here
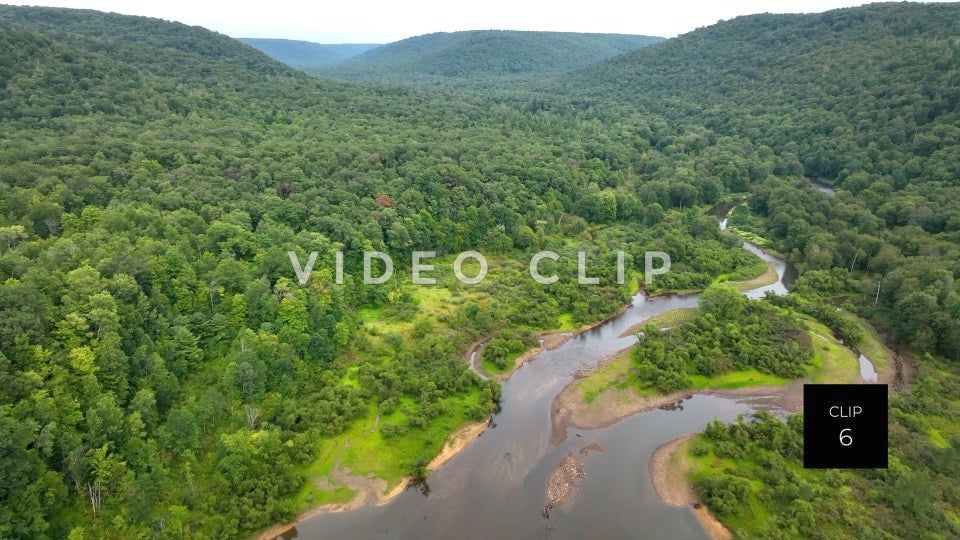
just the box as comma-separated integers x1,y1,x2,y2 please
649,435,732,540
552,379,693,444
254,478,386,540
550,353,808,445
426,418,490,470
729,261,778,291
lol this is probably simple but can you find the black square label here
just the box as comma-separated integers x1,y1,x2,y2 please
803,384,888,468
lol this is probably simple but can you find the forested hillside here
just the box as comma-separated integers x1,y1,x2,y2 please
238,38,380,69
0,6,292,77
319,30,663,80
0,6,757,539
568,2,960,360
3,2,960,539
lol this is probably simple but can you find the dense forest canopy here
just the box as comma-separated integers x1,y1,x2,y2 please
1,2,959,539
0,5,749,538
238,39,380,69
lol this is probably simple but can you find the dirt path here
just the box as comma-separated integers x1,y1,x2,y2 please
649,435,732,540
462,334,495,379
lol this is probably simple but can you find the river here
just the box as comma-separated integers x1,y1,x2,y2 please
275,200,870,540
808,177,837,195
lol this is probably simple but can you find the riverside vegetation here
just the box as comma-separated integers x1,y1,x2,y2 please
1,2,960,539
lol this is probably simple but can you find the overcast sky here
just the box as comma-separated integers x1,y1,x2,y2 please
4,1,938,43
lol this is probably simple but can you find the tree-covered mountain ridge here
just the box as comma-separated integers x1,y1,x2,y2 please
318,29,664,79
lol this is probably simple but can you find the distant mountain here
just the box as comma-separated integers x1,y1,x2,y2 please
566,2,960,180
238,38,380,68
320,30,663,80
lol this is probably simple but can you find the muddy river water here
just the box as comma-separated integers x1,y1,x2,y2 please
279,197,872,540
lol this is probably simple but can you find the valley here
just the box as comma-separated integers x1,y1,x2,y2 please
0,2,958,539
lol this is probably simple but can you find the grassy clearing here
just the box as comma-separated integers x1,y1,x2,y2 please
292,475,356,511
575,349,636,403
725,262,778,291
852,317,892,371
337,391,482,481
648,307,699,328
628,270,644,295
929,427,950,449
481,353,519,376
925,411,958,450
555,312,577,331
797,310,893,381
799,315,860,383
294,389,485,510
807,330,860,384
727,226,774,249
690,369,789,389
339,366,361,388
293,409,376,510
410,285,463,316
357,305,409,337
358,277,491,358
